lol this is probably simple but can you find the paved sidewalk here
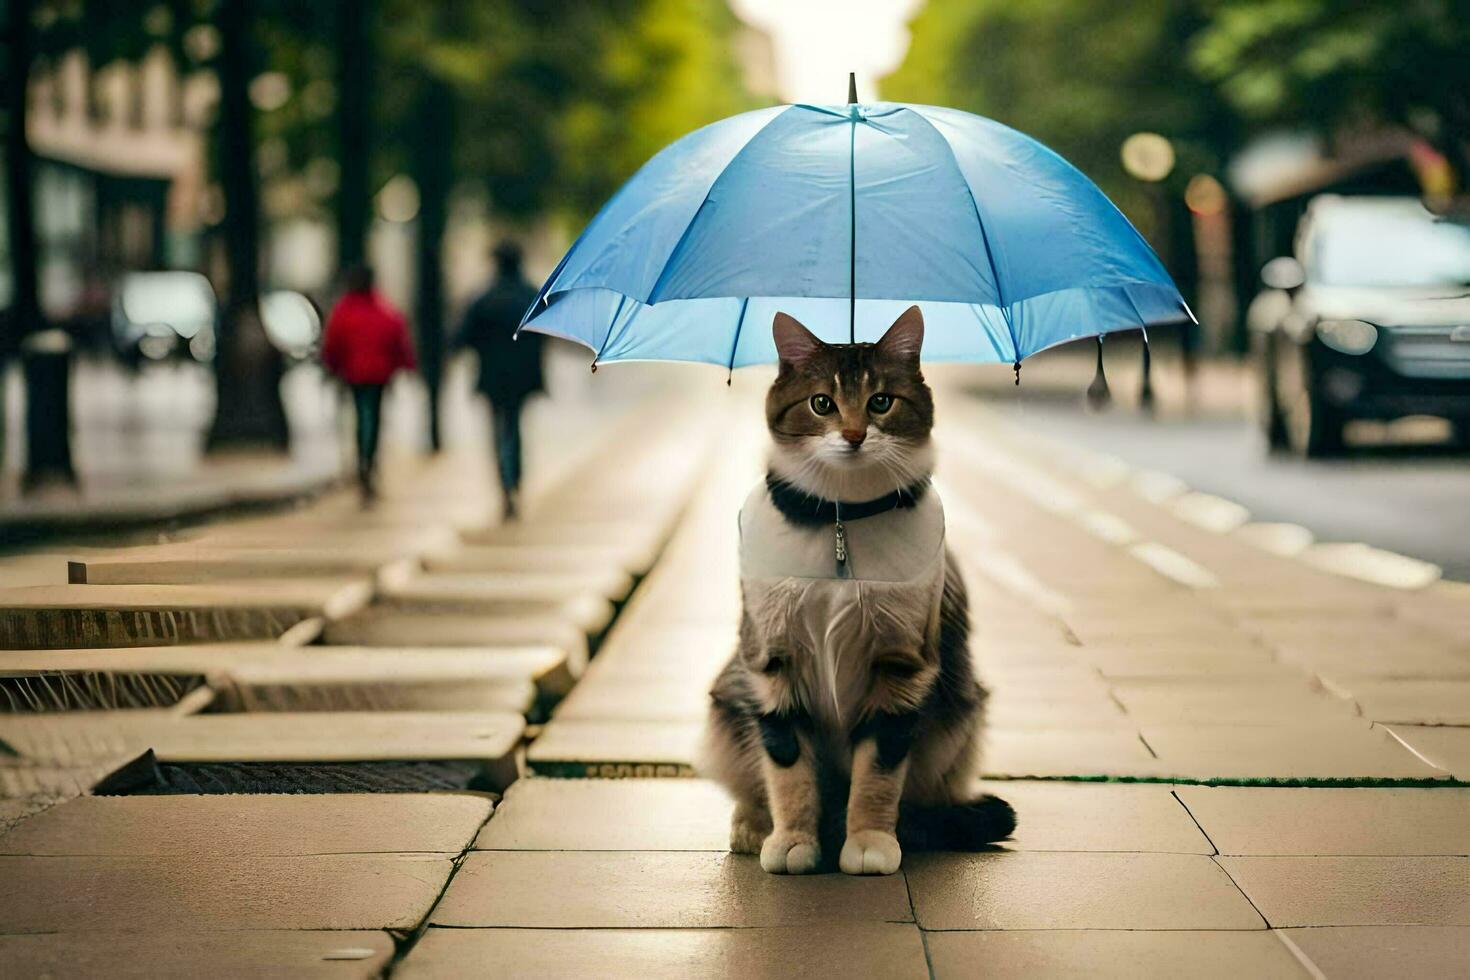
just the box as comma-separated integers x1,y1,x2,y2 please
0,374,1466,977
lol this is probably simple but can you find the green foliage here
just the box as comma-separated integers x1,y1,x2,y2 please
378,0,757,226
884,0,1232,212
1191,0,1470,165
557,0,759,219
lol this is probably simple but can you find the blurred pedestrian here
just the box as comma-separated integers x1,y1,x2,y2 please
456,241,544,519
321,264,417,502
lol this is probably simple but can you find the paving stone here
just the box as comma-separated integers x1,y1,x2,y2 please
1334,680,1470,725
0,711,524,789
1109,678,1357,725
0,793,492,856
216,667,537,715
229,645,573,699
1083,635,1278,661
906,852,1264,930
998,782,1212,853
0,582,372,649
476,778,731,850
380,571,623,622
191,525,461,556
0,797,52,833
1217,856,1470,926
424,543,638,578
925,930,1307,979
0,759,131,800
983,728,1161,779
1384,725,1470,779
0,711,174,765
553,678,709,722
1272,642,1470,679
527,719,700,777
322,612,588,673
1280,925,1470,979
0,853,451,932
399,924,929,980
1,643,575,698
432,851,912,928
68,545,415,584
1080,648,1291,679
1176,786,1470,856
462,521,665,574
984,693,1131,728
410,564,634,605
0,930,396,978
1140,723,1449,781
584,648,726,687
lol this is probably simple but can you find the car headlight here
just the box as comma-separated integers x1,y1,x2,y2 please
1316,319,1377,355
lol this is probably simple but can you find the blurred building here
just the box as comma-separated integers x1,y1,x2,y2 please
6,48,211,341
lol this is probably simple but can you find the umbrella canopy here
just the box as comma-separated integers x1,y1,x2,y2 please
520,99,1192,371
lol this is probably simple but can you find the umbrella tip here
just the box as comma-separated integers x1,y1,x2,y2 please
847,72,858,105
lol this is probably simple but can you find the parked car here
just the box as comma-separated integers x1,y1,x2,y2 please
1249,195,1470,456
111,270,217,364
111,271,321,365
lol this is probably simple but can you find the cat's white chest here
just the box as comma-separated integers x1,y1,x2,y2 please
738,482,947,724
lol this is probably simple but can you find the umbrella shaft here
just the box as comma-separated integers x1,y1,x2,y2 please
848,117,857,343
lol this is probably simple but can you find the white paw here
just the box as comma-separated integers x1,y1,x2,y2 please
759,831,821,874
839,830,902,876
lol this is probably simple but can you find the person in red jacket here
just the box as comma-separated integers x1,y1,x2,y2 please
321,265,417,501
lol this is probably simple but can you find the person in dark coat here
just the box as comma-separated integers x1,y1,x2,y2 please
321,264,417,502
456,241,544,518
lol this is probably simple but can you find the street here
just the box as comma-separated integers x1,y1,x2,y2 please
1,375,1467,976
952,347,1470,583
985,396,1470,583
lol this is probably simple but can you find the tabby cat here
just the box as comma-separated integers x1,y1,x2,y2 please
700,305,1014,876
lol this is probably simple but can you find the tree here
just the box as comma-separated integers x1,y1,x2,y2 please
374,0,756,447
334,0,372,271
207,0,288,450
885,0,1236,216
1190,0,1470,182
2,0,40,360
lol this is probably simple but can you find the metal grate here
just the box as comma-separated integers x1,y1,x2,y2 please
94,750,491,795
0,671,208,712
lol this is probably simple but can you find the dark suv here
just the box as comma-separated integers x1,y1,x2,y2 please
1250,195,1470,456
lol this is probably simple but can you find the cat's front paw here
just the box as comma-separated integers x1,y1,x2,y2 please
839,830,902,875
759,830,821,874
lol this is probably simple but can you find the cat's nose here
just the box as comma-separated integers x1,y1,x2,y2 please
841,428,866,447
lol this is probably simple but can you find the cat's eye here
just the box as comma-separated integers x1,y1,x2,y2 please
867,393,893,414
810,394,835,415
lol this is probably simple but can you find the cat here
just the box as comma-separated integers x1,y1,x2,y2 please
699,305,1014,876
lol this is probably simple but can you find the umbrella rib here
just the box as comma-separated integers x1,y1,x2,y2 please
591,293,629,370
726,297,751,383
904,108,1019,364
645,107,796,306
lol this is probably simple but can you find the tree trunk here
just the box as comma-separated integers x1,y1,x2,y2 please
335,0,373,272
411,75,452,452
207,0,287,451
5,0,75,486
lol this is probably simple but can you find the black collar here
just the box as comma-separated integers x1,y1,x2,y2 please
765,472,928,527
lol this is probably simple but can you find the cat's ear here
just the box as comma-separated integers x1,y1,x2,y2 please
772,312,825,369
877,305,924,366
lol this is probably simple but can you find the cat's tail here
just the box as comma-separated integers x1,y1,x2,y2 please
897,794,1016,851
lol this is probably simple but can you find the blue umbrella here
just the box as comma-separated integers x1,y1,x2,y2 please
520,83,1192,378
